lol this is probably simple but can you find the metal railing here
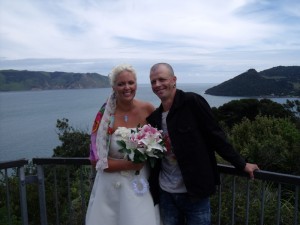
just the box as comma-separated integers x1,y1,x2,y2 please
0,159,29,225
1,158,299,225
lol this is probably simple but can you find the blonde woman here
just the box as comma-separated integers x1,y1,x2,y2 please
86,64,160,225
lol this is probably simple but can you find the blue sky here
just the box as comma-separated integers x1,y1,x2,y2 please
0,0,299,83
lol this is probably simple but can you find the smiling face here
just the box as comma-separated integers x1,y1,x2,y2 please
150,64,177,102
113,70,137,102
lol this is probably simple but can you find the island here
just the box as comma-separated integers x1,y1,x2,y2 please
0,70,110,91
205,66,300,97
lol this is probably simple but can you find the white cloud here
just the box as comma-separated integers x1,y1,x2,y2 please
0,0,299,83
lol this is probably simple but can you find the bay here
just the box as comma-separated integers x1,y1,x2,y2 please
0,83,298,161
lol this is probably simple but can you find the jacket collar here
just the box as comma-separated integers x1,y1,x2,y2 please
158,89,185,114
147,89,185,128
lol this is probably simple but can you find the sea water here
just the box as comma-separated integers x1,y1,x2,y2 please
0,83,297,161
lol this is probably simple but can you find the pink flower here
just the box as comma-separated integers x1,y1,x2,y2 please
117,124,167,167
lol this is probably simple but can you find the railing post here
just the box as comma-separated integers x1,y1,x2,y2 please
37,165,48,225
5,169,12,225
259,181,266,225
276,183,282,225
294,186,299,225
217,182,222,225
231,176,236,225
245,179,250,225
18,166,28,225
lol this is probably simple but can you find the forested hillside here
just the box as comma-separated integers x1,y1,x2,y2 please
205,66,300,97
0,70,110,91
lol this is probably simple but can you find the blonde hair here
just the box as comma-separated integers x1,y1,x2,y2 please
108,64,137,86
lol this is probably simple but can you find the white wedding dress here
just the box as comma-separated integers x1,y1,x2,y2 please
86,127,160,225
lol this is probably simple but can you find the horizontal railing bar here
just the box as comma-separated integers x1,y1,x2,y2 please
218,164,300,185
32,157,90,165
3,158,298,185
0,158,28,169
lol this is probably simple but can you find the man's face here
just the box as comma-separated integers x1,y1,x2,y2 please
150,65,176,101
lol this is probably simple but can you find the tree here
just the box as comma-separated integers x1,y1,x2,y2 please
212,98,298,129
229,115,300,175
53,118,90,157
47,118,91,224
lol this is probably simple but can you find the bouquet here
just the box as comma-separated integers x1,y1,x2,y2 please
117,124,167,171
116,124,166,196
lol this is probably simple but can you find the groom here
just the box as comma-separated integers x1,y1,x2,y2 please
147,62,259,225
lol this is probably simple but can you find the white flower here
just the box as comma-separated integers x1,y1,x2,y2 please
117,124,167,167
115,127,131,140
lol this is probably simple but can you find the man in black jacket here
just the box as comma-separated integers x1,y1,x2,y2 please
147,63,259,225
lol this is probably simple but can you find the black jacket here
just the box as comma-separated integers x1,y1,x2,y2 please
147,89,246,202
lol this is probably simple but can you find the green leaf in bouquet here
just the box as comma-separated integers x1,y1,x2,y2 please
117,140,126,148
132,149,146,163
138,154,147,162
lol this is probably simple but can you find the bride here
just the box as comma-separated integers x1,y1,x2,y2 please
86,64,160,225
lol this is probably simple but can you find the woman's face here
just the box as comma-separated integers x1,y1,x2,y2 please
113,70,137,102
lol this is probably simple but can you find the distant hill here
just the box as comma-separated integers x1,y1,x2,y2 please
205,66,300,97
0,70,110,91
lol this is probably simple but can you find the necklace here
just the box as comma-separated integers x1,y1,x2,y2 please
113,114,129,122
115,105,131,122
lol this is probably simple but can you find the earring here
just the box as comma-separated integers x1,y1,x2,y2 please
173,84,176,88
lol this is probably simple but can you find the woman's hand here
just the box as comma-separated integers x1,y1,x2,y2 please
130,162,144,172
90,160,97,168
104,158,145,172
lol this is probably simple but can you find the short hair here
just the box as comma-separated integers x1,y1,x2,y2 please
108,64,137,86
150,63,175,76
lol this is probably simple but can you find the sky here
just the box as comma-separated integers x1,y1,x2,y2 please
0,0,299,84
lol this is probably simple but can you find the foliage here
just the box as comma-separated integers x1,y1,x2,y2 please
211,100,300,224
42,165,92,225
47,118,92,224
212,98,297,129
0,170,22,225
53,118,90,157
210,175,299,225
0,162,51,225
229,115,300,175
0,119,92,225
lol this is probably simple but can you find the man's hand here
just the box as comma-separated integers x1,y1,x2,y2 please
244,163,259,179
